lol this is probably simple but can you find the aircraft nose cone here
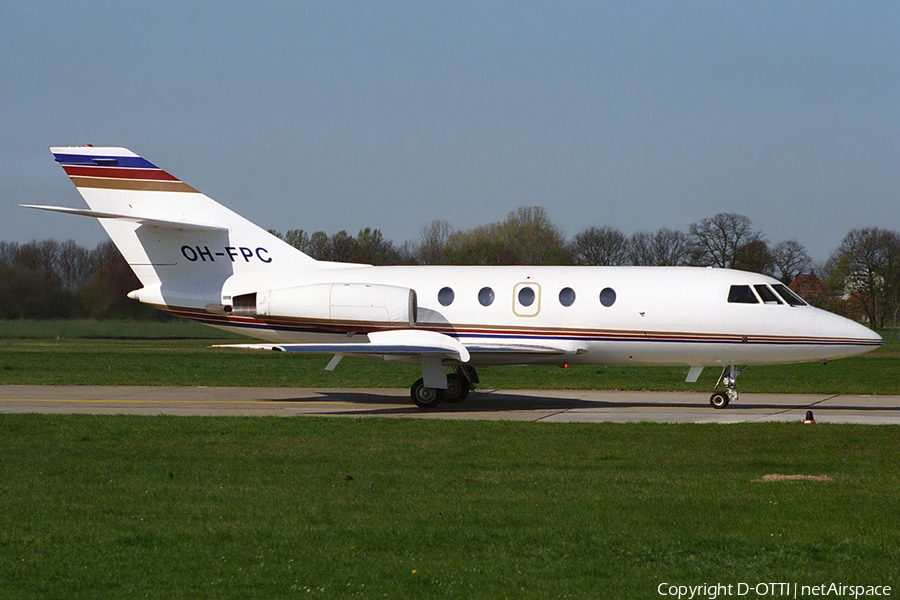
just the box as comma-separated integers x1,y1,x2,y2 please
846,317,884,345
862,324,884,344
817,310,882,357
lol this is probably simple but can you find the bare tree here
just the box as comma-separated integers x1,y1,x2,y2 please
78,241,152,319
687,213,764,268
771,239,812,284
627,231,654,266
826,227,900,329
0,241,19,266
414,219,455,265
629,228,690,266
15,239,61,280
57,239,93,292
1,239,88,318
569,226,629,266
733,239,775,275
395,240,418,265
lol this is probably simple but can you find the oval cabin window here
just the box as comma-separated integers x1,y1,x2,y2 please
518,286,535,307
599,287,616,307
438,287,455,306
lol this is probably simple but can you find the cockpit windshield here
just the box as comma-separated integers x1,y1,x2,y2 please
728,283,808,307
754,284,783,304
728,285,759,304
771,284,807,306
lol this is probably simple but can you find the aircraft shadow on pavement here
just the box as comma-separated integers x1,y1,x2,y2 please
271,390,794,415
272,390,617,410
265,390,900,416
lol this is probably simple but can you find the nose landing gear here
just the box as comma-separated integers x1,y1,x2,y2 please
710,365,744,409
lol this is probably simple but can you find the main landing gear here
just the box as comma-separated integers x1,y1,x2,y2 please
710,365,744,409
410,366,478,408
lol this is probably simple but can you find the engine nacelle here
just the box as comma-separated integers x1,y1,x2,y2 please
227,283,417,328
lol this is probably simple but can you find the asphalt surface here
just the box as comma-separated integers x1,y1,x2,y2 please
1,385,899,424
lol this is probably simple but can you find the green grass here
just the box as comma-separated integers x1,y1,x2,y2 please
0,318,243,340
0,416,898,599
0,338,897,393
1,321,897,597
0,320,897,394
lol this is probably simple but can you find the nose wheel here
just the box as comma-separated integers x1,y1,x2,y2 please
710,365,743,409
709,391,730,408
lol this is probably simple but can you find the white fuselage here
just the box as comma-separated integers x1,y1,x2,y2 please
189,264,881,369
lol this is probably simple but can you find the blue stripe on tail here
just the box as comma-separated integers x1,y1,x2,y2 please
53,152,158,169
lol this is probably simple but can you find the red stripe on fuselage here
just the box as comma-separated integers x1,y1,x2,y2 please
157,306,880,347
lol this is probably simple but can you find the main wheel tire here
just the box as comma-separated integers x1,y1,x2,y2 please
444,373,470,403
710,391,729,409
411,378,444,408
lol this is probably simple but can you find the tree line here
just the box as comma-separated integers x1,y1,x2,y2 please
272,210,899,328
273,210,817,276
3,210,897,327
0,239,153,319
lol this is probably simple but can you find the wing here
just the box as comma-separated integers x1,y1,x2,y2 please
216,329,470,363
216,329,585,388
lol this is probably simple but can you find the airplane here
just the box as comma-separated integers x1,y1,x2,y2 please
25,146,883,409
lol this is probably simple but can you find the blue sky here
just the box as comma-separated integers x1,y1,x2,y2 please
2,1,897,262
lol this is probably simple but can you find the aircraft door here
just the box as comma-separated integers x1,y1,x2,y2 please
513,282,541,317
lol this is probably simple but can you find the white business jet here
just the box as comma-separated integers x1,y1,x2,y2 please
25,146,882,408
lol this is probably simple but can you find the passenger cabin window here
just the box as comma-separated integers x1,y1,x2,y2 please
438,287,455,306
599,287,616,307
478,287,495,306
772,284,807,306
518,286,536,307
754,284,783,305
728,285,759,304
559,287,576,307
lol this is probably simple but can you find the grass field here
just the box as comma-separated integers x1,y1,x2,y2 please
1,416,898,599
0,320,897,394
0,318,241,340
1,321,898,598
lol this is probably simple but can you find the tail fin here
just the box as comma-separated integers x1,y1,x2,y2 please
30,146,319,311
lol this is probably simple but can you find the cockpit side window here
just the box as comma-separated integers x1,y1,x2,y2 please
771,284,807,307
728,285,759,304
754,284,783,305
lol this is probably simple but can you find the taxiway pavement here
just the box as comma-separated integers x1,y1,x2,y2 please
1,385,898,424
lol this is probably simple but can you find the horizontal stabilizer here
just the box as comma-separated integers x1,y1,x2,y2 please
21,204,227,232
215,329,471,363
